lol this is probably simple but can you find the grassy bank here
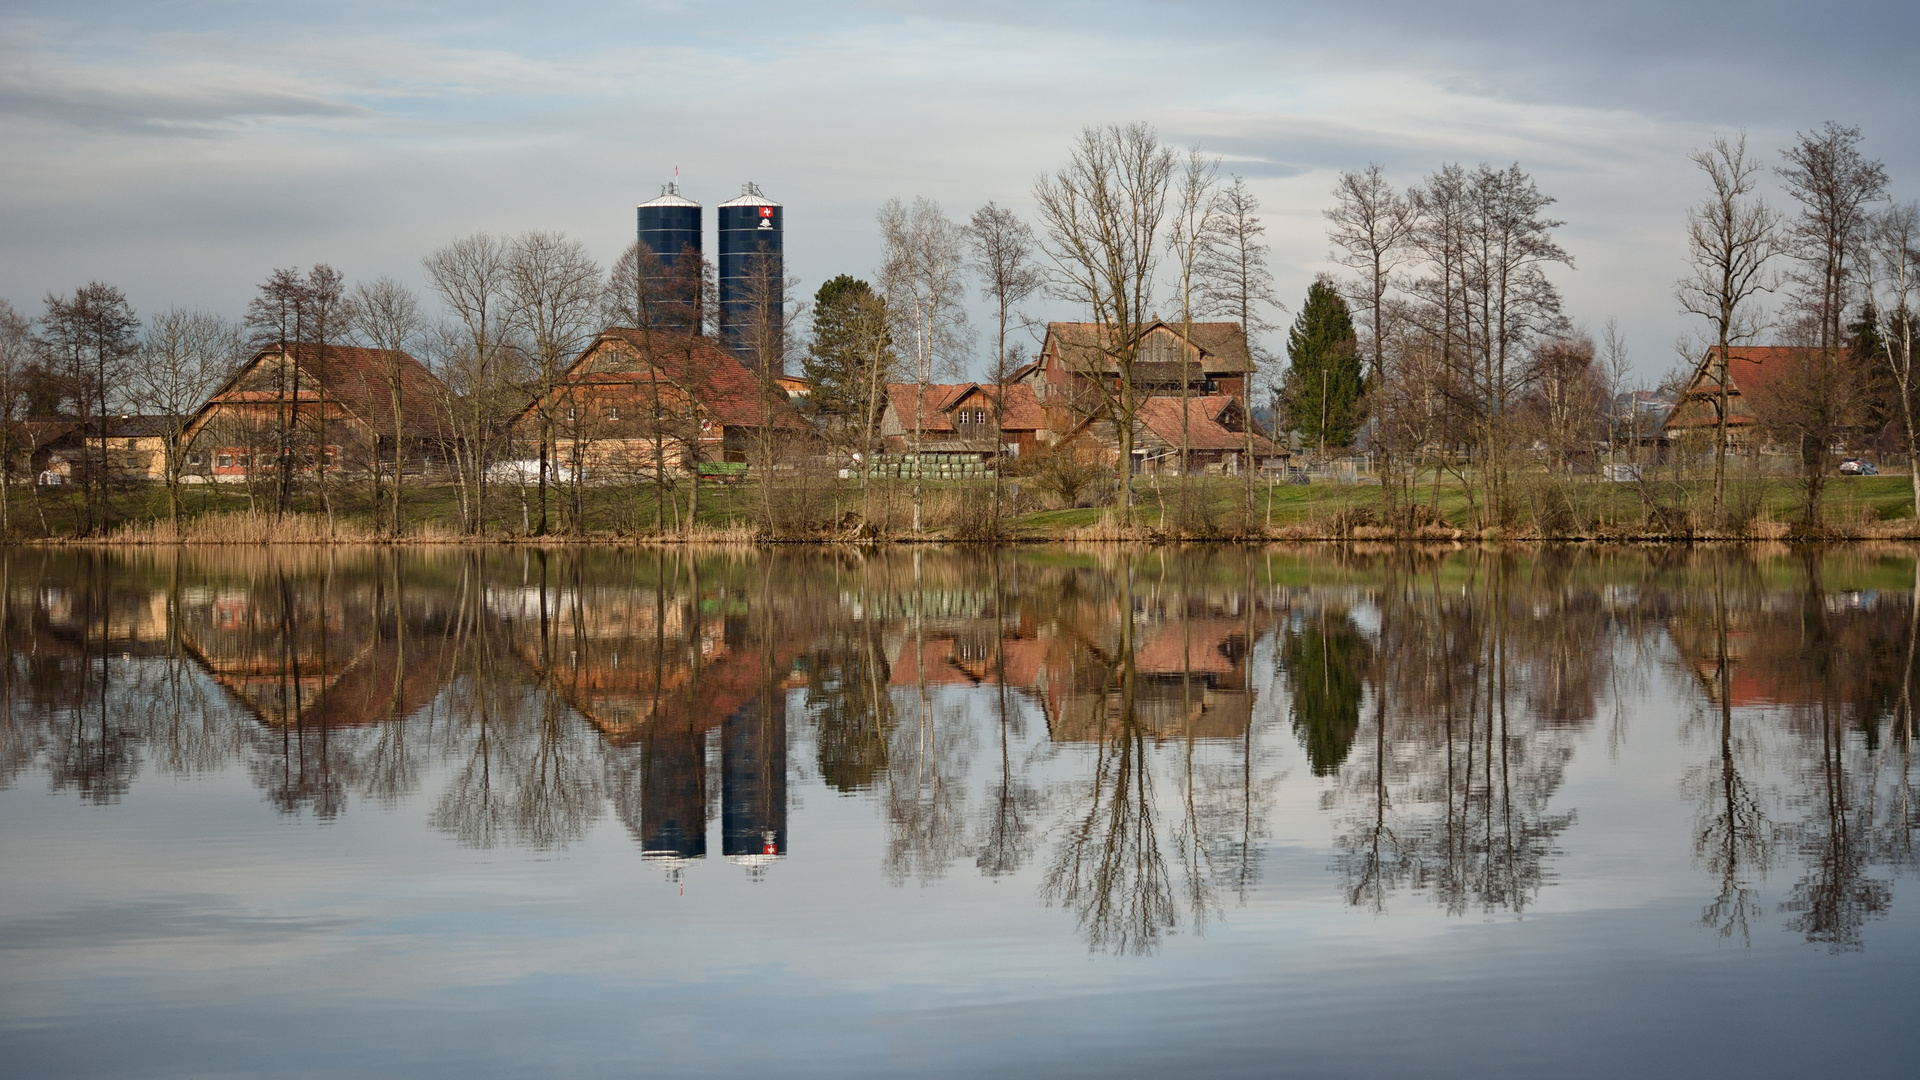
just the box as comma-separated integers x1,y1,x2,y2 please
12,472,1920,544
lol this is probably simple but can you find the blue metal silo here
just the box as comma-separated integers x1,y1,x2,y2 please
717,182,783,370
636,182,701,267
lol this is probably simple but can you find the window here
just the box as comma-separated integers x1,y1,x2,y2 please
216,454,233,468
186,452,204,466
606,406,620,421
125,438,137,449
567,407,577,422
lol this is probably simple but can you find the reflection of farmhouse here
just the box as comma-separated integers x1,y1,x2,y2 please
489,583,795,875
175,586,457,729
888,612,1258,743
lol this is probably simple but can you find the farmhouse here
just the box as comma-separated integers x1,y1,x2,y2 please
1662,344,1801,448
518,327,809,476
184,343,449,481
877,382,1047,458
1022,319,1257,406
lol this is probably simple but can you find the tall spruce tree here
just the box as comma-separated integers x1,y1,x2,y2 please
804,275,889,418
1282,277,1362,453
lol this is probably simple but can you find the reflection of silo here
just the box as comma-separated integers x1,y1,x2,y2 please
640,726,708,864
717,182,783,370
723,688,787,874
636,183,701,268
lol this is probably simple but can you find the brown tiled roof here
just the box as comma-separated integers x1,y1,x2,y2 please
583,328,807,430
1135,395,1275,453
1665,345,1801,431
202,344,448,439
952,383,1045,431
885,382,1046,434
885,383,971,434
1046,320,1255,374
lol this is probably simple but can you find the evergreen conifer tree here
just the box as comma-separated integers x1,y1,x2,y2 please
804,275,888,418
1282,277,1362,452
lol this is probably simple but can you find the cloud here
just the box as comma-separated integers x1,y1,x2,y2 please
0,1,1912,382
0,57,370,134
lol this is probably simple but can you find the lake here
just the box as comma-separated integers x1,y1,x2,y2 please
2,544,1917,1078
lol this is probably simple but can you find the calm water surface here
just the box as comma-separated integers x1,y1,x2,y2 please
2,545,1918,1078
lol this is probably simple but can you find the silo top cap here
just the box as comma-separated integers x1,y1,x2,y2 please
640,191,700,208
719,181,780,208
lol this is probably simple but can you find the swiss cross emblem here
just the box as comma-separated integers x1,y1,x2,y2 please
759,206,773,218
763,842,777,855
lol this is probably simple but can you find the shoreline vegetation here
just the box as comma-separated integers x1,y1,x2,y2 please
20,473,1920,545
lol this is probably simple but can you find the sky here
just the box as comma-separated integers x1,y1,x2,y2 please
1,0,1914,383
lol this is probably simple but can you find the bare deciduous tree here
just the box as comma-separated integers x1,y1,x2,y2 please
1677,133,1781,519
1033,122,1177,527
40,282,139,534
965,201,1043,530
424,234,515,534
351,278,425,535
1863,203,1920,511
1327,163,1418,387
879,196,970,533
1165,147,1223,506
1199,175,1282,521
506,232,603,535
1747,316,1870,526
0,301,30,536
131,309,240,532
1779,122,1888,366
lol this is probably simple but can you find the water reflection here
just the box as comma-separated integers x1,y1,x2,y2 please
1,545,1917,953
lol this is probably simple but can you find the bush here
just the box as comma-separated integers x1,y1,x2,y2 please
1029,451,1106,509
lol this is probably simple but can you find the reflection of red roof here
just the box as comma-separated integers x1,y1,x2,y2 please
890,634,1055,689
540,636,802,745
188,632,456,729
891,638,973,686
1134,619,1242,676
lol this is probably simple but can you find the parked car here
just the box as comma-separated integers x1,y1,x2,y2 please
1839,458,1879,476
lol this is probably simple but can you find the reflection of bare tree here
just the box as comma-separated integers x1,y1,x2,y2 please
432,553,604,849
41,559,146,804
125,591,240,780
1778,553,1889,950
1043,713,1175,955
973,685,1041,878
883,554,974,885
1330,554,1579,916
1685,560,1773,943
1040,559,1178,954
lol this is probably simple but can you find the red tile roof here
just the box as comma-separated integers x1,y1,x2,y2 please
200,344,448,439
573,329,807,430
1045,319,1255,374
1135,395,1275,453
1665,345,1804,431
884,382,1046,434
